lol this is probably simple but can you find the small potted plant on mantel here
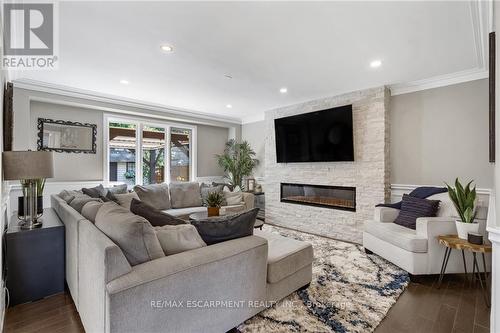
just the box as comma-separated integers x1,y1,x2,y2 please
205,191,224,217
445,178,479,239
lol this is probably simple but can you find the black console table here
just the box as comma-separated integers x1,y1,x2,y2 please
6,208,65,306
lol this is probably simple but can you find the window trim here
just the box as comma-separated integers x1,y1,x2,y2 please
103,113,197,185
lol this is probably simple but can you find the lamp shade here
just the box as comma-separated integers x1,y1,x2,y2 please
2,151,54,180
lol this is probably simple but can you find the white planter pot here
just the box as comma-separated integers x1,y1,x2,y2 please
455,220,480,240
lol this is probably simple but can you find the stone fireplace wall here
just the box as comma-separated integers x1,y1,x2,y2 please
265,86,390,243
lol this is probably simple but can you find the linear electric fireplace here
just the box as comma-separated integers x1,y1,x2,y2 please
280,183,356,211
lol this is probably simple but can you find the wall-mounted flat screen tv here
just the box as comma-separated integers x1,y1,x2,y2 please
275,105,354,163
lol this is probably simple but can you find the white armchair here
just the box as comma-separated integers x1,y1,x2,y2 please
363,193,490,275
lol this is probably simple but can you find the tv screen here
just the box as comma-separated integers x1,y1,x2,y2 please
275,105,354,163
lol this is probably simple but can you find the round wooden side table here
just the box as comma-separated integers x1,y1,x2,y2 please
437,234,492,307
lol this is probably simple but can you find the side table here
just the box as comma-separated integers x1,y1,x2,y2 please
437,234,491,307
6,208,65,306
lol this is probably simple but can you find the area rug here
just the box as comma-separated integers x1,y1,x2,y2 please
238,225,409,333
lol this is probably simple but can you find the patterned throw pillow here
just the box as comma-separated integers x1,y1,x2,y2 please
394,194,440,230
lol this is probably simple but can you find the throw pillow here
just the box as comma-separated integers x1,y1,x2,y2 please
114,192,139,210
190,208,258,245
107,184,128,195
58,190,83,204
69,196,102,213
130,199,187,226
212,182,233,191
82,184,107,198
223,186,243,206
155,224,207,255
133,183,171,210
81,201,104,223
200,184,225,206
95,202,165,266
169,182,202,208
394,194,440,230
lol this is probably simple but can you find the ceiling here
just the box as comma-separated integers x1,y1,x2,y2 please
15,1,488,123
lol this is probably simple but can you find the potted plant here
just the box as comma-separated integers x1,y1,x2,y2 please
445,178,478,239
205,191,224,217
18,178,45,218
216,139,259,189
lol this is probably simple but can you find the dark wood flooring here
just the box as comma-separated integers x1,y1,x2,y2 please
3,274,490,333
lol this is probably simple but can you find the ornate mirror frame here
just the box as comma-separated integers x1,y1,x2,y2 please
37,118,97,154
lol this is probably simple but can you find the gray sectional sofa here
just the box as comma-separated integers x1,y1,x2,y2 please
51,186,313,333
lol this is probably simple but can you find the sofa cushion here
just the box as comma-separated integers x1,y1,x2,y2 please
114,192,139,210
162,206,207,218
95,202,165,266
131,198,187,226
58,190,83,204
365,220,428,253
134,183,171,210
81,201,104,223
394,194,440,229
82,184,107,198
69,196,102,213
223,186,243,206
254,230,313,283
169,182,202,208
155,224,206,255
190,208,258,245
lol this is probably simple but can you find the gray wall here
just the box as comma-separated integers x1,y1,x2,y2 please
13,88,238,181
391,79,493,188
241,120,265,177
243,79,494,189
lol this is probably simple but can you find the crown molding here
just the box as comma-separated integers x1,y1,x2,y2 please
12,79,243,125
242,113,265,124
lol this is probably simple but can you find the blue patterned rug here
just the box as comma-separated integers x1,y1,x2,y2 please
238,225,409,333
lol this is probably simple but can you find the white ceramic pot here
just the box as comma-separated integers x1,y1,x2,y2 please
455,220,480,240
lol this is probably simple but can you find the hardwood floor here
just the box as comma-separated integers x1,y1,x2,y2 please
4,274,490,333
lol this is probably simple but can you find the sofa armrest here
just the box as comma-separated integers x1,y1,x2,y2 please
374,207,400,223
415,217,456,239
242,192,255,210
106,235,267,295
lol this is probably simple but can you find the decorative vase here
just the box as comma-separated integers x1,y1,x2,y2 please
207,207,220,217
455,220,480,240
18,196,43,219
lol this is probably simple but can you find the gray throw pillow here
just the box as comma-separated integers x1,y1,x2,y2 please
82,184,107,198
134,183,171,210
130,199,186,226
190,208,259,245
169,182,202,208
95,202,165,266
81,201,104,223
69,196,102,213
155,224,206,255
200,184,225,206
114,192,139,210
59,190,82,203
107,184,128,195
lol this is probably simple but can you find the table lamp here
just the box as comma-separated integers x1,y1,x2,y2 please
3,151,54,229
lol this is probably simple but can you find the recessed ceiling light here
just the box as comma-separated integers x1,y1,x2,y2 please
226,104,233,109
160,45,174,52
119,79,129,85
370,60,382,68
279,87,288,93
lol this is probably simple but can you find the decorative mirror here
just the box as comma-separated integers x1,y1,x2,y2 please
37,118,97,154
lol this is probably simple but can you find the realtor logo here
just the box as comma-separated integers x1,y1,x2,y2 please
2,2,58,69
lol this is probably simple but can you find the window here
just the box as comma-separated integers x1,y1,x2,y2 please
105,116,196,185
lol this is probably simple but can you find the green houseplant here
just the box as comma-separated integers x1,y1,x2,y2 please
216,139,259,189
205,191,224,217
445,178,478,239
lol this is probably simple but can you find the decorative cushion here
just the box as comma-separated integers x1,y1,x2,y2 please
58,190,82,204
95,202,165,266
69,196,102,213
169,182,202,208
82,184,107,198
223,186,243,206
190,208,258,245
200,184,225,206
155,224,206,255
114,192,139,210
107,184,128,195
212,182,234,191
130,198,187,226
81,201,104,223
394,194,440,230
133,183,171,210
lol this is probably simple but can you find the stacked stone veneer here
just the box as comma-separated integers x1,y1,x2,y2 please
265,86,390,243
